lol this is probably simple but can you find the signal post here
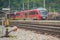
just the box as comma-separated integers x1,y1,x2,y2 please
4,17,9,37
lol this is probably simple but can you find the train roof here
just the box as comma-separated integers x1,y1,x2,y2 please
32,8,47,10
19,8,47,13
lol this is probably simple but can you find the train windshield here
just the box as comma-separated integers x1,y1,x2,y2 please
40,10,48,16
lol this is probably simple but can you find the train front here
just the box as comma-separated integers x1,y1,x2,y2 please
38,8,48,20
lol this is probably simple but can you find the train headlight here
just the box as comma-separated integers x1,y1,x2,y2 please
43,17,46,19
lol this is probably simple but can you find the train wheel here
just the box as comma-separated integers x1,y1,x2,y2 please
33,19,37,20
23,19,26,20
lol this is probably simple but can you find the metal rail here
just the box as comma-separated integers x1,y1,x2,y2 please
9,20,60,27
0,20,60,33
9,22,60,33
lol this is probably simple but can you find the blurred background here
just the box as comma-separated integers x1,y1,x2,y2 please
0,0,60,20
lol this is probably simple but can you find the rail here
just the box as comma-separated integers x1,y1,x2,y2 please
9,20,60,26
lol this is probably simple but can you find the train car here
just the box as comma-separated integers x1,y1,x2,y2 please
23,8,48,20
8,8,48,20
14,11,25,20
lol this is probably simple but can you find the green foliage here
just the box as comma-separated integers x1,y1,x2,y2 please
0,0,60,12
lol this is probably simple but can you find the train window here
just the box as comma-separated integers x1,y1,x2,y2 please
40,10,48,16
29,11,36,15
16,14,20,16
16,13,20,16
24,12,27,15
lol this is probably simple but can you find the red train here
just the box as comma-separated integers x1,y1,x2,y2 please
8,8,48,20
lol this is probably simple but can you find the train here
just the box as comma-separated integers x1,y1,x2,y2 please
7,8,48,20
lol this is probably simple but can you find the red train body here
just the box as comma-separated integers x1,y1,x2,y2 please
8,8,48,20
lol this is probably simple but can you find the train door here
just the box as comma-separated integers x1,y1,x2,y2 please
24,12,28,20
28,10,38,20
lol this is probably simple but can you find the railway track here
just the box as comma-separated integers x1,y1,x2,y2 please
0,20,60,38
9,21,60,38
10,23,60,32
9,20,60,27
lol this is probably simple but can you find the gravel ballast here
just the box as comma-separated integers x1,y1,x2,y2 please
0,27,60,40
